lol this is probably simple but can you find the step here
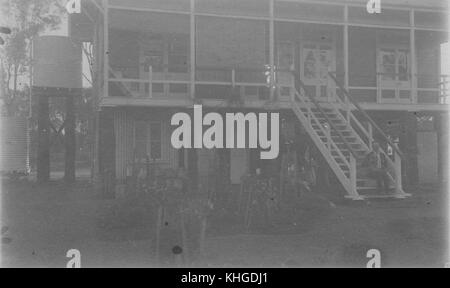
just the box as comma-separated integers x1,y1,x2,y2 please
331,135,358,141
334,142,363,148
331,132,358,138
318,136,359,143
300,108,335,113
319,142,364,153
330,151,351,158
323,140,362,148
314,113,342,119
311,124,351,132
300,108,339,115
330,149,367,156
319,135,358,143
315,118,344,124
334,157,348,163
334,125,350,130
359,194,410,200
344,194,409,200
316,130,354,137
338,164,350,171
311,124,350,131
357,185,396,190
357,178,397,187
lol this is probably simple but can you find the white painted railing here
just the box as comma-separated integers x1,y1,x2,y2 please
289,83,361,199
328,72,407,196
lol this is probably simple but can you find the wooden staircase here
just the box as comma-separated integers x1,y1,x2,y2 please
283,71,411,200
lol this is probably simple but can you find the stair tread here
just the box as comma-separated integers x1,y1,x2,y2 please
330,149,366,153
315,118,342,121
358,194,410,199
319,137,361,144
319,135,357,139
361,194,407,199
315,130,353,136
294,100,405,201
334,142,363,146
357,186,396,190
312,126,352,132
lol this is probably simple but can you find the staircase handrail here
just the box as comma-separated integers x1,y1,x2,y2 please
328,71,404,160
291,89,352,169
286,70,361,160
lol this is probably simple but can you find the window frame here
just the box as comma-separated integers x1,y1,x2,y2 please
134,120,163,162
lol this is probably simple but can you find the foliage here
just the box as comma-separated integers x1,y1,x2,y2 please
0,0,65,116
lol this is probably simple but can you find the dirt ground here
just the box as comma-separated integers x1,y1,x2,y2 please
1,179,448,268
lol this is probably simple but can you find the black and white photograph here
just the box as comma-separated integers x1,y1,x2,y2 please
0,0,449,270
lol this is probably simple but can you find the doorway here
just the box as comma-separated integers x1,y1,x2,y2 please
417,131,438,183
377,47,412,103
300,42,336,101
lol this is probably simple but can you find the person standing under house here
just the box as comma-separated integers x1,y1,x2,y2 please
301,145,318,192
362,142,391,194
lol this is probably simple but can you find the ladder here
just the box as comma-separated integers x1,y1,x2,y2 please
283,71,411,200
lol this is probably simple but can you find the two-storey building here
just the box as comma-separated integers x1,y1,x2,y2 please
69,0,449,200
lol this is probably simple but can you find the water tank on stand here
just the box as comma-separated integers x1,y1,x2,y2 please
32,35,82,183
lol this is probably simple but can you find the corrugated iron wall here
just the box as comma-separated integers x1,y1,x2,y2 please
114,110,131,180
0,116,29,173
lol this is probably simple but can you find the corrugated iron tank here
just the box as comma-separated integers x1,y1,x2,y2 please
32,35,82,89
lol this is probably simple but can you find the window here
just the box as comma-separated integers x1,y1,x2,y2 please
303,48,317,80
141,36,164,73
380,49,396,81
135,121,148,160
168,36,189,73
397,50,409,81
140,35,189,74
277,42,295,89
379,48,410,82
149,122,162,160
278,42,295,71
134,121,163,161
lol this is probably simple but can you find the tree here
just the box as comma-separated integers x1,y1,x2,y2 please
0,0,65,116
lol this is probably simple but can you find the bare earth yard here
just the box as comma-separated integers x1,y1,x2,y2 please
1,180,447,268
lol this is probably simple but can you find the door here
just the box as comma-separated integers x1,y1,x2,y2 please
378,48,412,103
417,131,438,183
301,43,336,101
277,42,295,100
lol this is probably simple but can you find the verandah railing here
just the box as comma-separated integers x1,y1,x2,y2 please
439,75,450,104
108,65,271,99
329,72,449,104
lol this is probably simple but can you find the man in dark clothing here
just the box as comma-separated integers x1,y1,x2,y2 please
362,142,391,194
